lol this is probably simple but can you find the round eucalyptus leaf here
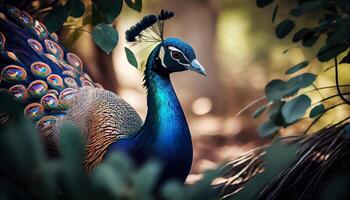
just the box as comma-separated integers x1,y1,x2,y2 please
293,28,311,43
281,95,311,124
44,6,69,32
326,28,350,46
125,0,142,12
256,0,274,8
317,42,348,62
290,1,322,17
287,73,316,89
66,0,85,18
258,120,280,138
93,0,123,23
285,61,309,75
92,23,119,54
124,47,138,68
302,33,319,47
309,104,325,118
265,79,298,101
268,101,286,126
275,19,295,39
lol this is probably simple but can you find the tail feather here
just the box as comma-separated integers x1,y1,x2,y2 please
0,6,100,129
219,124,350,199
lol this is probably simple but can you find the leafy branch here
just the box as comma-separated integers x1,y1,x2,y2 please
41,0,142,53
253,0,350,138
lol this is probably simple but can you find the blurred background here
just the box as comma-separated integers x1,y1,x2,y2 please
65,0,322,181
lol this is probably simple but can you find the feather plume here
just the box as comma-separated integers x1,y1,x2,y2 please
125,9,174,71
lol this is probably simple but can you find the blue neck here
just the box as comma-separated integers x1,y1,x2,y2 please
107,46,193,182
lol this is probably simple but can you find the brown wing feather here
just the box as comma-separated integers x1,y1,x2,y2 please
58,87,143,170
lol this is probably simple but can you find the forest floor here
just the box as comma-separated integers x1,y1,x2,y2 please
187,116,268,183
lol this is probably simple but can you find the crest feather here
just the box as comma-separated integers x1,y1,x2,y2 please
125,15,158,42
125,10,174,71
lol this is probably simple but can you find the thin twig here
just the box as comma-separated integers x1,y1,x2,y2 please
335,57,350,105
62,27,92,35
235,96,267,118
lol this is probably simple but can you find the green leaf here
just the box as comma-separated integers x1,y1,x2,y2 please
125,0,142,12
44,6,69,32
326,26,350,46
161,181,186,200
91,164,125,196
268,101,286,126
105,153,134,172
265,73,315,101
290,1,322,17
37,161,62,199
314,20,333,33
253,104,269,118
1,119,44,174
89,3,107,25
133,161,161,198
281,95,311,124
256,0,273,8
272,4,279,23
258,120,280,138
287,73,316,89
285,61,309,74
124,47,138,68
275,19,295,39
293,28,311,43
309,104,325,118
302,33,319,47
343,124,350,139
265,79,298,101
92,23,119,53
317,42,349,62
67,0,85,18
60,124,85,164
92,0,123,23
59,124,89,199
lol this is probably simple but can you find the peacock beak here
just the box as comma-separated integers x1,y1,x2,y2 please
188,59,206,76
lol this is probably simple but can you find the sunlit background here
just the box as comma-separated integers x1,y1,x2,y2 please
67,0,326,182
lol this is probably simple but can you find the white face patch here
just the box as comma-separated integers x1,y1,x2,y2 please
168,46,191,66
159,46,167,68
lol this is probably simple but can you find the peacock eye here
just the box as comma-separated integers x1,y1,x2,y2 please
171,51,181,59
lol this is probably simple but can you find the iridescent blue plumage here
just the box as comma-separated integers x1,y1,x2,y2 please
0,6,205,184
0,6,96,127
107,44,193,182
106,10,206,183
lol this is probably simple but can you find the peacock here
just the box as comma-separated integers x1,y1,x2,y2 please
0,7,206,184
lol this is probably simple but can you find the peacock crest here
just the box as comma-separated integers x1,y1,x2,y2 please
125,9,174,72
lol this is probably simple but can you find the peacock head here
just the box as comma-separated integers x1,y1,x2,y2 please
156,38,205,75
125,10,206,76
